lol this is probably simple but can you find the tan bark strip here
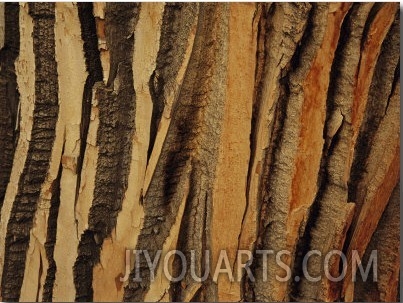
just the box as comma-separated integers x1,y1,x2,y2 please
38,3,87,302
41,165,61,302
354,182,400,302
92,4,164,301
20,4,86,300
69,4,104,283
143,3,199,193
1,4,58,301
53,4,103,301
55,5,103,300
343,80,400,301
53,85,100,302
208,3,257,302
237,4,265,264
254,4,328,301
124,4,229,301
72,88,100,254
0,4,33,295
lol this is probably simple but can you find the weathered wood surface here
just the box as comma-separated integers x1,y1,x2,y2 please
0,3,399,302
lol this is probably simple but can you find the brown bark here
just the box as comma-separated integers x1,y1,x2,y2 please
0,3,399,302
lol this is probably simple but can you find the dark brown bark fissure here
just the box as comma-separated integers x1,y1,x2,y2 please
147,3,199,162
42,159,63,302
124,4,228,301
75,3,104,208
1,3,58,301
0,3,20,218
73,3,139,302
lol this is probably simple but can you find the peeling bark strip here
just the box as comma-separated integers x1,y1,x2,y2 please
1,3,58,301
0,3,19,215
124,3,229,301
73,3,139,302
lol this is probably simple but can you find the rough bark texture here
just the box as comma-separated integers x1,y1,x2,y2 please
0,3,400,302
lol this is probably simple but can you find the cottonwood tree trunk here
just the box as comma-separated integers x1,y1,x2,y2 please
0,2,400,302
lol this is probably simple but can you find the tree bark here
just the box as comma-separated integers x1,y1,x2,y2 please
0,2,399,302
